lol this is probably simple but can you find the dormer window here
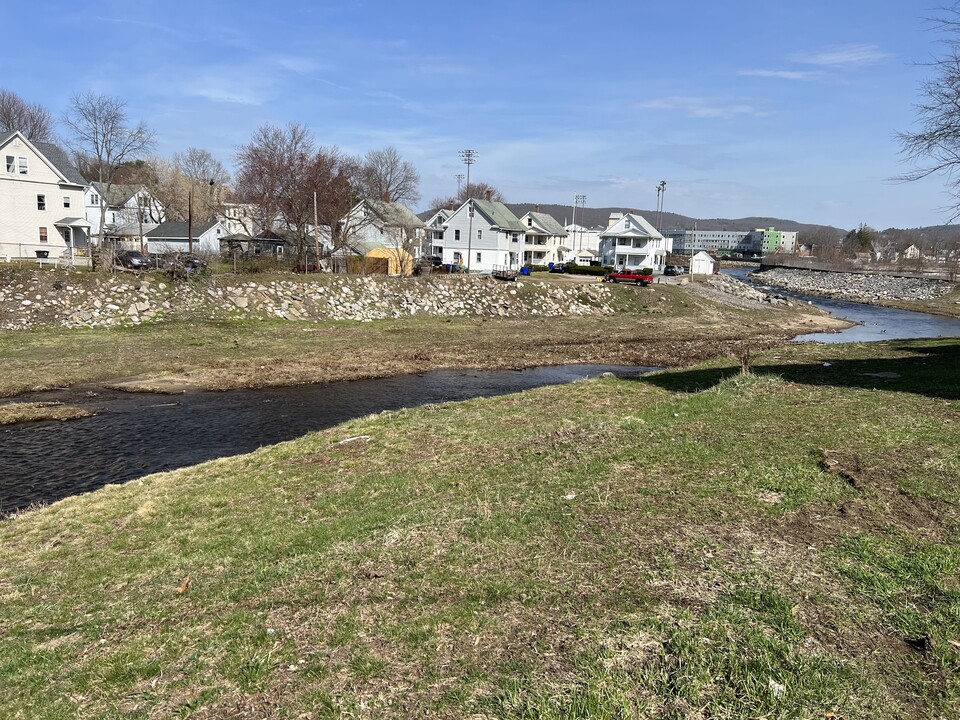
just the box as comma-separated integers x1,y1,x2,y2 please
527,217,533,227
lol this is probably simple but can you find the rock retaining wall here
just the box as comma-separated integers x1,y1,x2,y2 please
753,268,953,303
0,271,618,330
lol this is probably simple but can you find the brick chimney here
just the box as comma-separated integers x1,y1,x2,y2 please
535,203,540,213
485,189,493,201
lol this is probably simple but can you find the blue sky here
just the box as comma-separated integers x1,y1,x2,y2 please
3,0,952,229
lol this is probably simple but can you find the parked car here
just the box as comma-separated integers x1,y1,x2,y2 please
664,265,686,276
604,268,653,286
548,262,567,273
115,249,150,271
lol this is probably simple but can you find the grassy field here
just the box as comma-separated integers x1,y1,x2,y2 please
0,281,841,399
0,338,957,718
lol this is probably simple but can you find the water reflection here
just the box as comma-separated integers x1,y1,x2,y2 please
1,364,654,513
723,267,960,343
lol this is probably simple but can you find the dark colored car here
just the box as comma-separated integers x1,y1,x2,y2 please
548,262,567,273
115,249,150,271
664,265,686,276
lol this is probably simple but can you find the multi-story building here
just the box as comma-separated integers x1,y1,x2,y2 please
0,131,90,262
598,212,670,272
518,210,568,265
440,196,526,272
666,227,798,255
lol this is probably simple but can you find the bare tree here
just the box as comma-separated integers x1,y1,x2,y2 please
358,146,420,204
62,92,155,265
235,124,363,265
898,4,960,218
428,181,505,211
0,89,55,142
174,147,230,223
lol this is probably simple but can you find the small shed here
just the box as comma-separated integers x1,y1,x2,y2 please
366,246,414,276
690,251,716,275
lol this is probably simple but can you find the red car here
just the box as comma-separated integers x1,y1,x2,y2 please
604,268,653,286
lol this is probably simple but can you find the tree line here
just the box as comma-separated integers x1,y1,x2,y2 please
1,88,507,266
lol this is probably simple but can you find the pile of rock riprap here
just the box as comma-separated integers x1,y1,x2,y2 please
753,268,953,303
0,272,619,330
698,274,792,306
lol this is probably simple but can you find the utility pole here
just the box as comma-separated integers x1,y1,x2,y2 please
313,190,320,272
187,186,193,255
459,150,478,272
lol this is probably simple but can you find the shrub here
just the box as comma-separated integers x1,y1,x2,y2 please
565,264,610,276
640,267,654,275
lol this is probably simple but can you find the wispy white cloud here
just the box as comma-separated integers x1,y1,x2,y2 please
95,15,174,33
269,56,324,74
636,96,766,119
738,69,822,81
791,44,889,67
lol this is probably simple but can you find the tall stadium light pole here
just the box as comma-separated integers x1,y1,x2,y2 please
656,180,667,232
458,149,477,198
459,150,478,272
455,173,465,198
574,194,586,251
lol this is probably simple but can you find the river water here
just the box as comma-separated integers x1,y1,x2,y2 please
0,364,654,514
723,267,960,342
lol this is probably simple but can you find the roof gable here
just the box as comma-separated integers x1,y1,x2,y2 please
0,130,87,186
599,212,662,240
521,211,568,237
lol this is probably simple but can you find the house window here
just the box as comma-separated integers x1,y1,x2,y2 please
5,155,14,173
62,227,72,243
527,217,533,227
477,229,482,240
476,252,481,263
39,227,48,243
455,229,460,241
90,194,100,205
37,194,46,211
18,157,27,174
511,233,518,242
63,196,71,208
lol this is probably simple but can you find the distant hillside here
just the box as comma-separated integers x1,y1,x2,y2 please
505,203,845,238
422,201,847,239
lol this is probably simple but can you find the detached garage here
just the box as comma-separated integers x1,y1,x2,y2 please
690,251,716,275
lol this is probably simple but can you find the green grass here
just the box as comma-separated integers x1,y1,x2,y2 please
0,339,958,717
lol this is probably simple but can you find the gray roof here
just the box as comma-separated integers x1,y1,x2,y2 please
526,211,568,237
364,199,425,229
144,220,219,240
472,199,526,232
0,131,87,186
92,182,144,207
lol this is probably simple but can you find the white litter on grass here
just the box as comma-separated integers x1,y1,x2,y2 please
768,679,786,699
563,492,577,501
338,435,371,445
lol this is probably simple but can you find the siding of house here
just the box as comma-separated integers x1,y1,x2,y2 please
441,201,523,272
0,136,86,260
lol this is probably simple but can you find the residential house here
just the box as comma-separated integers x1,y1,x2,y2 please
143,220,226,255
422,207,453,258
519,210,569,265
84,183,164,245
564,223,603,260
598,212,670,272
440,197,526,273
0,130,91,262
